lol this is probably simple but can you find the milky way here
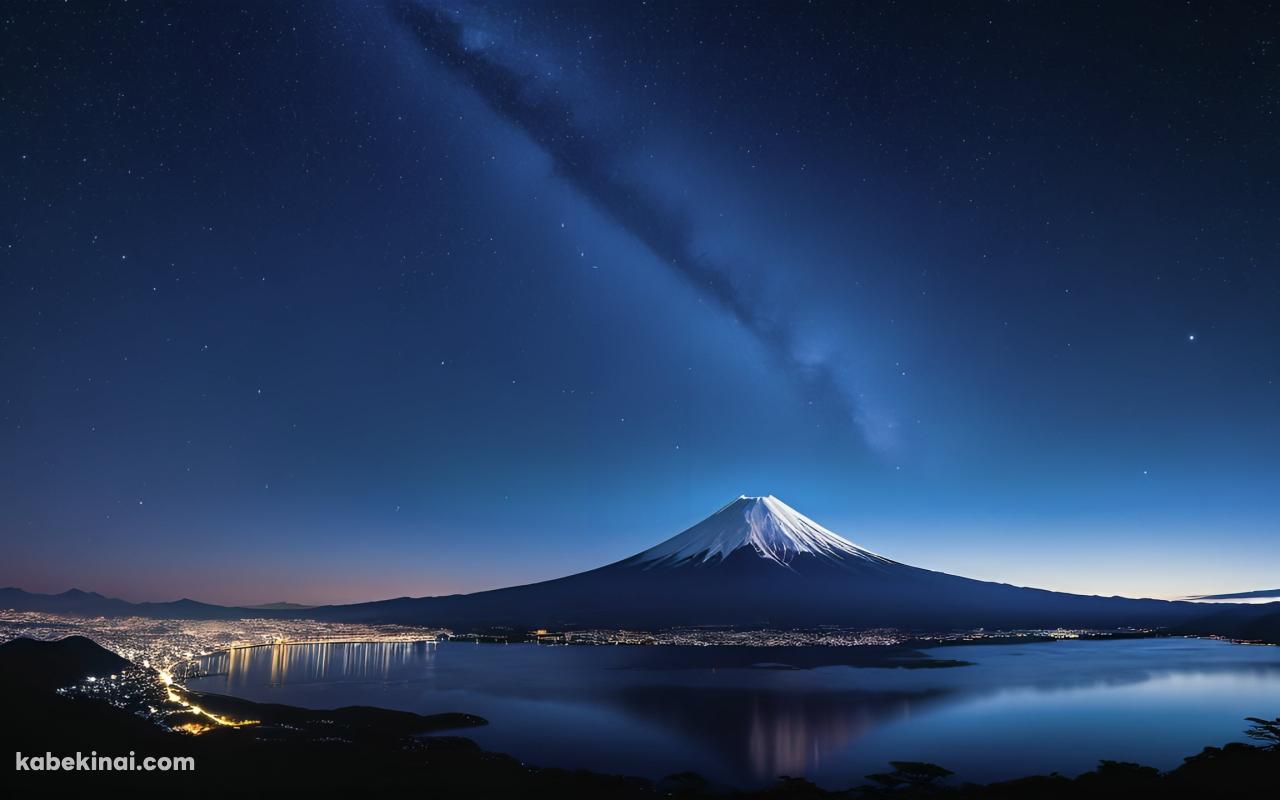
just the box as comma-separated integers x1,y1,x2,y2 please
394,0,873,440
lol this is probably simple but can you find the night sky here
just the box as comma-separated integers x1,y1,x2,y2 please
3,1,1277,605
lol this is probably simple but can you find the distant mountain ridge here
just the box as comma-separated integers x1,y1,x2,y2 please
0,587,256,620
242,602,317,610
1184,588,1280,602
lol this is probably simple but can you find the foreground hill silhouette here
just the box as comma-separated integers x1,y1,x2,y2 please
0,634,133,690
3,635,1276,798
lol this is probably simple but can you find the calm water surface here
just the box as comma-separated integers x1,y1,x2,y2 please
186,638,1280,788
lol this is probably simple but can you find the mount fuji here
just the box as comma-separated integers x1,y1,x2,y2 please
5,495,1240,630
308,495,1215,630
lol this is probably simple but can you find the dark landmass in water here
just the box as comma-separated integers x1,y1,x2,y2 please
1169,605,1280,645
187,689,485,738
3,635,1277,798
599,644,972,670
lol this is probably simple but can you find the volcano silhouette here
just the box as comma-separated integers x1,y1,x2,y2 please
313,495,1208,630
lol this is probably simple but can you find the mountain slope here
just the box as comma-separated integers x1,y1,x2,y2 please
306,495,1223,630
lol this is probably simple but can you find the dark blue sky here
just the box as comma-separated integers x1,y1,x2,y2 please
3,1,1277,605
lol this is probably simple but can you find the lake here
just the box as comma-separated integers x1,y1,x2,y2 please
186,637,1280,788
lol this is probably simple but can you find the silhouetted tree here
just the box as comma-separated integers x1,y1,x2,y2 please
656,772,710,797
1075,759,1160,793
1245,716,1280,749
865,761,953,790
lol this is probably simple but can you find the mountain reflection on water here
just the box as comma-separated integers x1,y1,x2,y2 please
186,638,1280,787
611,685,950,780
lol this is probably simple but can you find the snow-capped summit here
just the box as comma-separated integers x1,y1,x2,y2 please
628,494,891,568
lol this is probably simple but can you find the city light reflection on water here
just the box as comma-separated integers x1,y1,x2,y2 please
199,640,437,687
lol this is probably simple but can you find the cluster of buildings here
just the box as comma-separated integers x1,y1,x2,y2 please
531,626,1131,647
542,627,911,646
56,666,184,729
0,610,446,676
